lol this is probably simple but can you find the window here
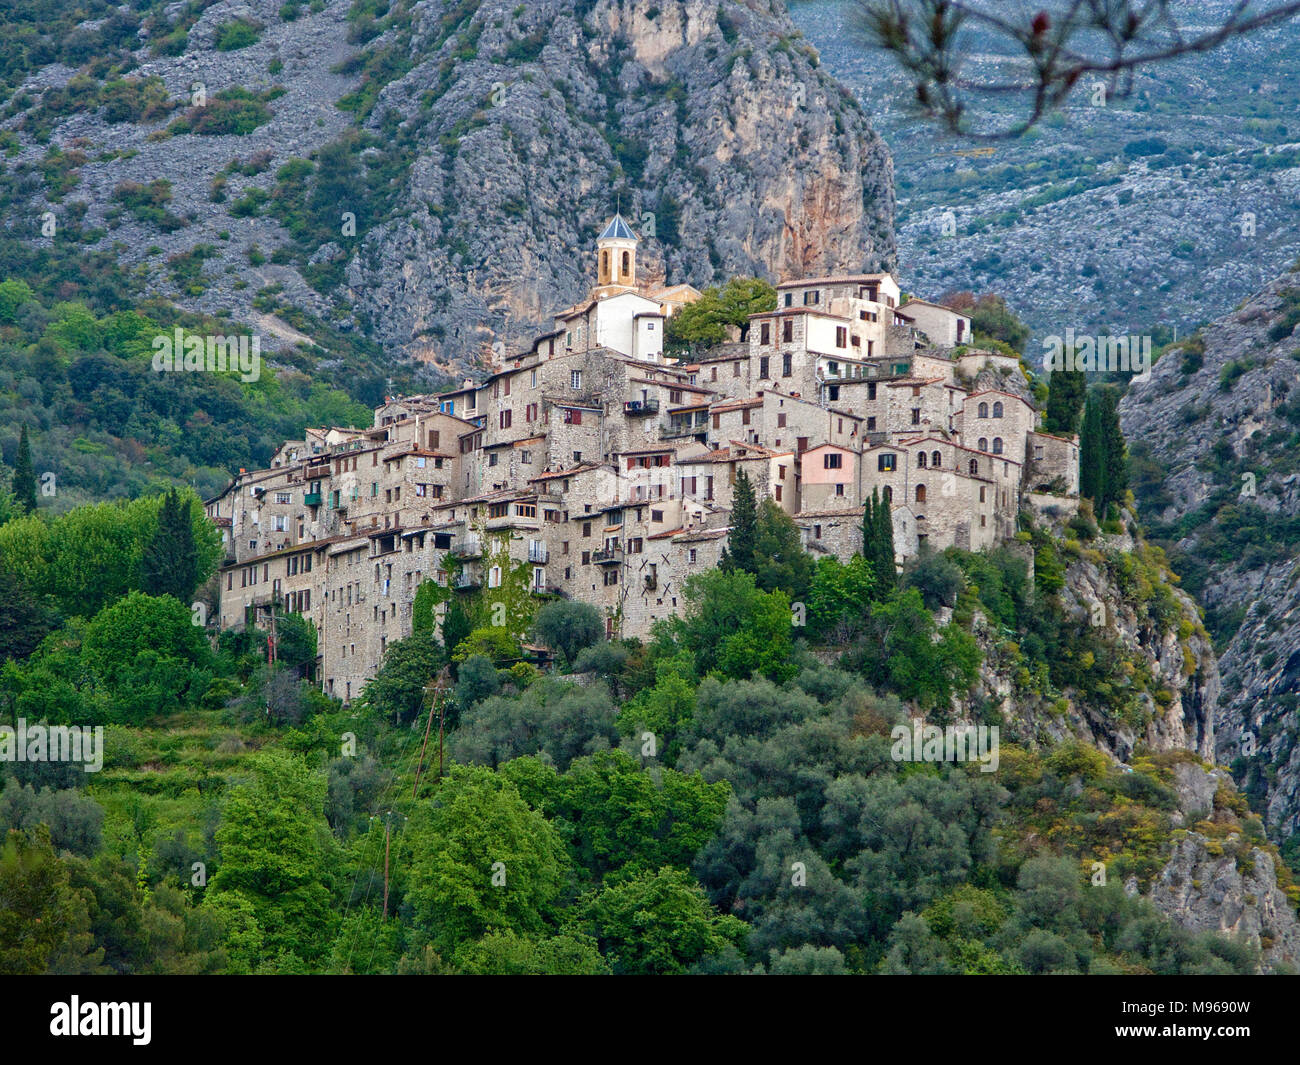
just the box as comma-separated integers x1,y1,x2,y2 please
499,410,512,429
582,550,591,565
489,502,509,518
488,453,499,467
782,320,793,343
563,408,582,425
978,402,989,418
711,366,718,381
777,413,787,428
835,327,847,347
488,566,502,588
866,417,877,431
688,548,697,564
828,385,840,401
503,377,511,396
823,452,843,470
978,438,988,452
516,504,537,518
917,452,927,468
760,323,770,345
979,486,986,502
993,438,1004,455
760,356,770,378
911,408,921,425
526,402,538,422
868,382,877,400
603,568,619,586
882,486,892,503
833,483,843,497
878,454,896,472
782,353,792,377
521,450,532,464
651,509,664,523
916,484,926,503
733,361,741,377
992,401,1004,418
571,371,582,389
582,522,592,537
932,451,941,468
776,484,783,501
970,459,979,476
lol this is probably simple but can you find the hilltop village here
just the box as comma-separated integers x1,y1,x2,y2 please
205,216,1080,702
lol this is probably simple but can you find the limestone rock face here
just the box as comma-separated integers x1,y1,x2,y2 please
1149,763,1300,971
1119,263,1300,838
349,0,897,369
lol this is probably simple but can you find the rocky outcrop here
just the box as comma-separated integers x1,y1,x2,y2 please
1119,263,1300,839
1145,761,1300,971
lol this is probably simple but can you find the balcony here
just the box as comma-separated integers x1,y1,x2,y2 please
623,399,660,416
451,538,482,559
528,544,549,564
593,547,624,565
455,571,481,589
304,492,322,506
661,419,708,439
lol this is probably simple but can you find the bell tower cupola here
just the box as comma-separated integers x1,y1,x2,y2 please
595,213,638,294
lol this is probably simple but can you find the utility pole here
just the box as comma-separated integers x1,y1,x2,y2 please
382,814,391,920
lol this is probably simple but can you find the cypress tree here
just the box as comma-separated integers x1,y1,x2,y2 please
861,487,896,595
725,467,758,574
141,489,198,601
1043,365,1087,435
12,424,37,514
1098,386,1128,515
874,487,896,592
1078,390,1106,508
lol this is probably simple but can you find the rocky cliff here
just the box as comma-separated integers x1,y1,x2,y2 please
7,0,895,372
1119,263,1300,844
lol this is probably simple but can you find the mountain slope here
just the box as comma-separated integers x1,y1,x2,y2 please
3,0,895,372
1120,262,1300,845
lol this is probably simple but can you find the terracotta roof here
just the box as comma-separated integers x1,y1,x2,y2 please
527,463,602,482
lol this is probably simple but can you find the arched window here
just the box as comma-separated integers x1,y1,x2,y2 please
916,484,927,503
978,402,989,418
600,251,609,278
931,451,941,468
969,459,978,476
992,401,1003,418
882,486,893,504
993,437,1004,455
917,451,927,468
978,437,988,452
621,250,630,276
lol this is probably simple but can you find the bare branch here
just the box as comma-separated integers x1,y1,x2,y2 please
853,0,1300,138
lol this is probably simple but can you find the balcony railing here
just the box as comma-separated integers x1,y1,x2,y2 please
528,544,549,564
623,399,660,416
661,419,708,439
451,539,482,559
303,492,322,506
593,547,623,565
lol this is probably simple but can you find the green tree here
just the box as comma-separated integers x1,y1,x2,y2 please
862,488,896,594
807,554,876,642
406,766,569,955
752,498,813,600
359,634,441,725
721,468,757,574
454,930,609,975
1043,365,1086,435
11,425,37,515
140,489,198,601
664,278,776,355
1079,387,1128,514
572,866,747,974
208,752,338,968
0,826,102,975
665,569,796,683
532,599,604,668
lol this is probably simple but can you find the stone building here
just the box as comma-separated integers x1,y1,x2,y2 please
206,215,1077,703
